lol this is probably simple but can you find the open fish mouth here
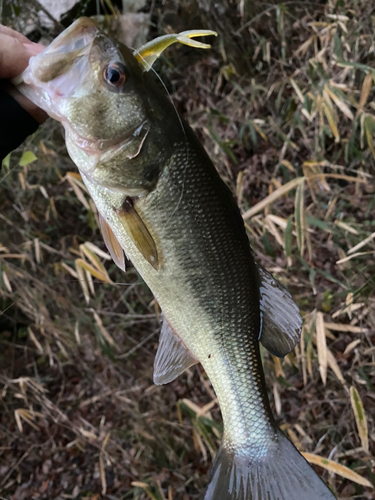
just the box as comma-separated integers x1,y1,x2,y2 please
12,18,102,121
13,19,98,86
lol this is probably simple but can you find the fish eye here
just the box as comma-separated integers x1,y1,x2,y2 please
103,63,126,88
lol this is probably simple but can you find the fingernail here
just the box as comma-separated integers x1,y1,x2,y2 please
23,42,45,56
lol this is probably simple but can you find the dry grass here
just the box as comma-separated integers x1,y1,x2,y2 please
1,0,375,499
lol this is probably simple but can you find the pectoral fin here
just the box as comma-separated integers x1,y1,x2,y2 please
154,316,198,385
134,30,217,70
98,213,126,272
257,263,302,358
116,198,159,270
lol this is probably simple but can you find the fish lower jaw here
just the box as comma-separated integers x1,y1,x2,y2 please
65,120,148,160
65,125,126,155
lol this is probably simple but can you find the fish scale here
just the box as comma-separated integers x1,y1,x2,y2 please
132,132,277,454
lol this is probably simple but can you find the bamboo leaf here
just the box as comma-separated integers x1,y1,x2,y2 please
76,258,113,284
350,386,369,453
92,310,117,347
60,262,79,279
28,327,43,354
323,87,334,110
2,154,10,168
295,178,305,256
336,251,374,265
323,103,340,142
364,115,375,158
326,349,345,385
316,311,327,385
344,339,361,354
284,215,293,258
194,418,216,457
14,409,23,433
75,261,90,304
360,112,365,149
83,242,112,260
252,121,268,141
80,243,112,283
348,231,375,254
325,85,353,119
294,35,315,57
85,269,95,296
19,151,37,166
281,160,295,172
67,178,90,210
334,220,359,235
302,453,373,487
290,78,304,103
2,271,12,293
66,171,83,182
357,72,373,117
192,427,208,461
366,126,375,158
273,383,282,415
131,483,160,500
243,177,304,219
99,455,107,495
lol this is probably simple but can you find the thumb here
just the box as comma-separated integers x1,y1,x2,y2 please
23,42,45,57
0,34,44,79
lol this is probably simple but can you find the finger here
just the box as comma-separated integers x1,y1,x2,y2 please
23,42,45,57
0,24,31,44
0,34,30,78
0,34,44,78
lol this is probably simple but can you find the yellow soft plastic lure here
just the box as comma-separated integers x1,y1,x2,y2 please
133,30,218,70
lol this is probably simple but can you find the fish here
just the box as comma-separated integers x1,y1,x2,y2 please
14,18,337,500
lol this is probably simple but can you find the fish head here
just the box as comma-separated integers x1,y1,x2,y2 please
18,18,164,193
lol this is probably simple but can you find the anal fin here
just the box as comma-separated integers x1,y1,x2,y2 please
99,213,126,272
257,263,302,358
154,316,198,385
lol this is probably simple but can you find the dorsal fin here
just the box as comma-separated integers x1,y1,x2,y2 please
257,263,302,358
98,213,126,272
154,316,198,385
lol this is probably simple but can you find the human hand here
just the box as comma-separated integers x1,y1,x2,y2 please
0,25,47,123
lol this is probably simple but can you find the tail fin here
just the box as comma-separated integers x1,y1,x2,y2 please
204,430,336,500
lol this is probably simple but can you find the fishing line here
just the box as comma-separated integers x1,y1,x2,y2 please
136,52,190,226
0,161,24,183
148,65,190,225
0,301,17,316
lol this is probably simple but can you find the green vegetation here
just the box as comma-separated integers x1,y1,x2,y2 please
0,1,374,499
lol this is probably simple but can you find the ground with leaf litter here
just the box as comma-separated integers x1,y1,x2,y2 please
0,1,374,499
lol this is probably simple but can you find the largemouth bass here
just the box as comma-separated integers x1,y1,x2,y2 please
15,18,336,500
